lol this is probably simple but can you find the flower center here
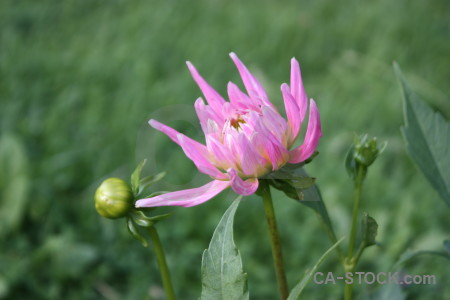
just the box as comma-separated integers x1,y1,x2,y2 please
230,116,245,130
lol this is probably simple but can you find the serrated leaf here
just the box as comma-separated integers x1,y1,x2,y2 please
287,237,345,300
200,197,248,300
126,217,148,247
361,213,378,247
394,63,450,206
131,159,147,195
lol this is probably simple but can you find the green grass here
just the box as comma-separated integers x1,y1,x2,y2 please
0,0,449,299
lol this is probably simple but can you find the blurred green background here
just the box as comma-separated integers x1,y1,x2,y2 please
0,0,449,299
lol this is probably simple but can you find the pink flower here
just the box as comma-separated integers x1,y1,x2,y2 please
136,53,321,208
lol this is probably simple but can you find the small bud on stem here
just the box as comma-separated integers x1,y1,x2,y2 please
95,178,133,219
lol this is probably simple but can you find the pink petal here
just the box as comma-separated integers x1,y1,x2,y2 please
149,119,225,179
178,135,227,179
135,180,230,207
221,102,234,119
186,62,226,118
236,133,268,176
229,52,273,108
249,109,289,171
228,169,259,196
288,99,322,163
206,134,238,170
252,130,288,171
227,82,259,110
281,83,301,144
260,106,288,143
194,98,223,133
290,58,308,122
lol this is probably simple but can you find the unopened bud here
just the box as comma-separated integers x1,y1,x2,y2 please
345,134,386,181
354,136,383,167
95,178,133,219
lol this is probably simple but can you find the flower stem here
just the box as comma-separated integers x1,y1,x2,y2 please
148,226,176,300
344,166,365,300
260,181,289,300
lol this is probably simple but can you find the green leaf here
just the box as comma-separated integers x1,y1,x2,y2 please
131,159,147,196
394,63,450,206
200,197,248,300
287,237,345,300
265,163,316,190
361,213,378,247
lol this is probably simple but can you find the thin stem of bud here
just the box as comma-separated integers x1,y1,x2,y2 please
344,165,365,300
148,226,176,300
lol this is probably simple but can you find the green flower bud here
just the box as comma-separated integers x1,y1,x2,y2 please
354,136,381,167
345,134,386,181
95,178,133,219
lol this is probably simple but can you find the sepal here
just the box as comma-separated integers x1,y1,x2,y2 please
127,217,148,247
263,162,316,200
129,209,172,228
131,159,166,197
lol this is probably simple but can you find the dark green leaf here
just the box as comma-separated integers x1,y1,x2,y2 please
264,166,343,262
291,176,316,189
361,213,378,247
200,197,248,300
131,159,147,195
263,164,318,201
395,63,450,206
287,237,345,300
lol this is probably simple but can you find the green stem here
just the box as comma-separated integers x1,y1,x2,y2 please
260,181,289,300
344,166,365,300
148,226,176,300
